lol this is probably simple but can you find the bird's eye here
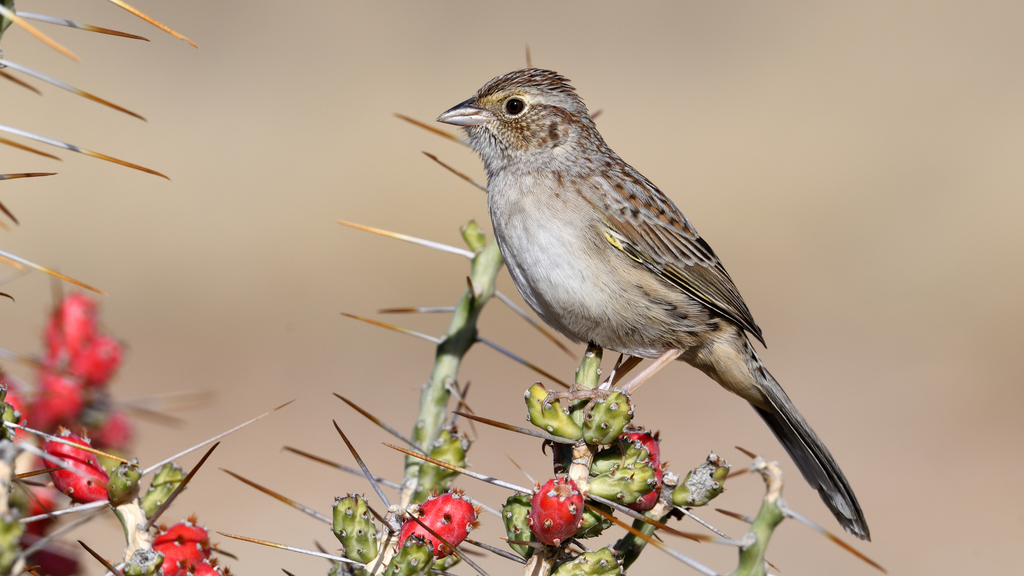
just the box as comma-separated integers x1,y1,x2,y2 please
504,97,525,116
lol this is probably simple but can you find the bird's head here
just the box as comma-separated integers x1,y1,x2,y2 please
437,68,601,174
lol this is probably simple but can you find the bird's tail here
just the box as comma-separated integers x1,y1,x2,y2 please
745,347,870,540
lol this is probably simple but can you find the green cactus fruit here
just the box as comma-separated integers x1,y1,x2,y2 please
413,427,469,503
587,459,658,506
122,548,163,576
0,397,19,441
388,534,435,576
333,494,379,564
106,459,142,505
140,462,184,518
575,501,613,539
501,493,535,559
525,384,583,440
551,547,622,576
672,453,730,507
581,392,633,445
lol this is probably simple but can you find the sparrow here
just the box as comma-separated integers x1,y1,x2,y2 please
437,68,869,540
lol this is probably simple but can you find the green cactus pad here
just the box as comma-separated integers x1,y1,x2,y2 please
414,427,469,503
0,389,20,442
106,459,142,505
575,501,614,539
525,384,583,440
587,460,658,506
122,548,163,576
672,453,730,507
333,494,379,564
500,493,535,559
140,463,184,518
581,392,633,445
551,547,623,576
388,534,435,576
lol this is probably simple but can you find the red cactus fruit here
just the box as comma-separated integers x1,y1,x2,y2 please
529,477,584,546
190,561,220,575
45,430,109,503
45,293,98,362
30,373,85,433
89,409,134,451
398,491,479,558
70,334,123,386
622,429,664,511
153,519,212,576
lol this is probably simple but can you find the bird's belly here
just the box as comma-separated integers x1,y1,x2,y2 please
492,197,702,358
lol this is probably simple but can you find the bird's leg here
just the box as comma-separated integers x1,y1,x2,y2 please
616,348,682,395
599,354,644,391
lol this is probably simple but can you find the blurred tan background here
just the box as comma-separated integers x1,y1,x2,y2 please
3,0,1023,574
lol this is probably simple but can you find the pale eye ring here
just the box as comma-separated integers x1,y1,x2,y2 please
504,97,526,116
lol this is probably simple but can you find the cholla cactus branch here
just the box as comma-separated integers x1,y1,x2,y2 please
728,459,785,576
401,226,503,507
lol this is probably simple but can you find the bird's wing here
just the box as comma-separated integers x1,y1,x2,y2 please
592,168,764,345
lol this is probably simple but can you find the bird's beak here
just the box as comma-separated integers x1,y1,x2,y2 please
437,98,495,126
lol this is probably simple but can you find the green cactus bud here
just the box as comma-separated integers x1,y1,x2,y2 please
122,548,163,576
672,453,730,507
500,494,535,560
581,392,633,445
587,459,657,506
0,389,20,442
0,514,25,575
591,433,653,477
388,534,435,576
575,501,613,539
461,220,486,251
106,459,142,505
413,427,469,503
525,384,583,441
333,494,379,564
140,463,184,518
551,547,622,576
436,554,461,571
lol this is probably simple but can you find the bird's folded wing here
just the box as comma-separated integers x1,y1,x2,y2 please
595,171,764,345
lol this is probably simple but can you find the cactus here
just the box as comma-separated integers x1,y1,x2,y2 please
152,519,212,576
398,491,478,558
575,501,613,539
586,457,658,507
529,477,584,546
107,459,143,505
332,494,379,564
672,452,730,507
581,391,633,446
525,384,584,440
501,494,536,559
413,427,469,503
45,430,110,503
551,548,622,576
140,463,185,518
122,548,163,576
388,534,435,576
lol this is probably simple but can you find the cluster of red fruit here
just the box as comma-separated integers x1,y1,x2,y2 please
3,293,132,450
153,516,223,576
